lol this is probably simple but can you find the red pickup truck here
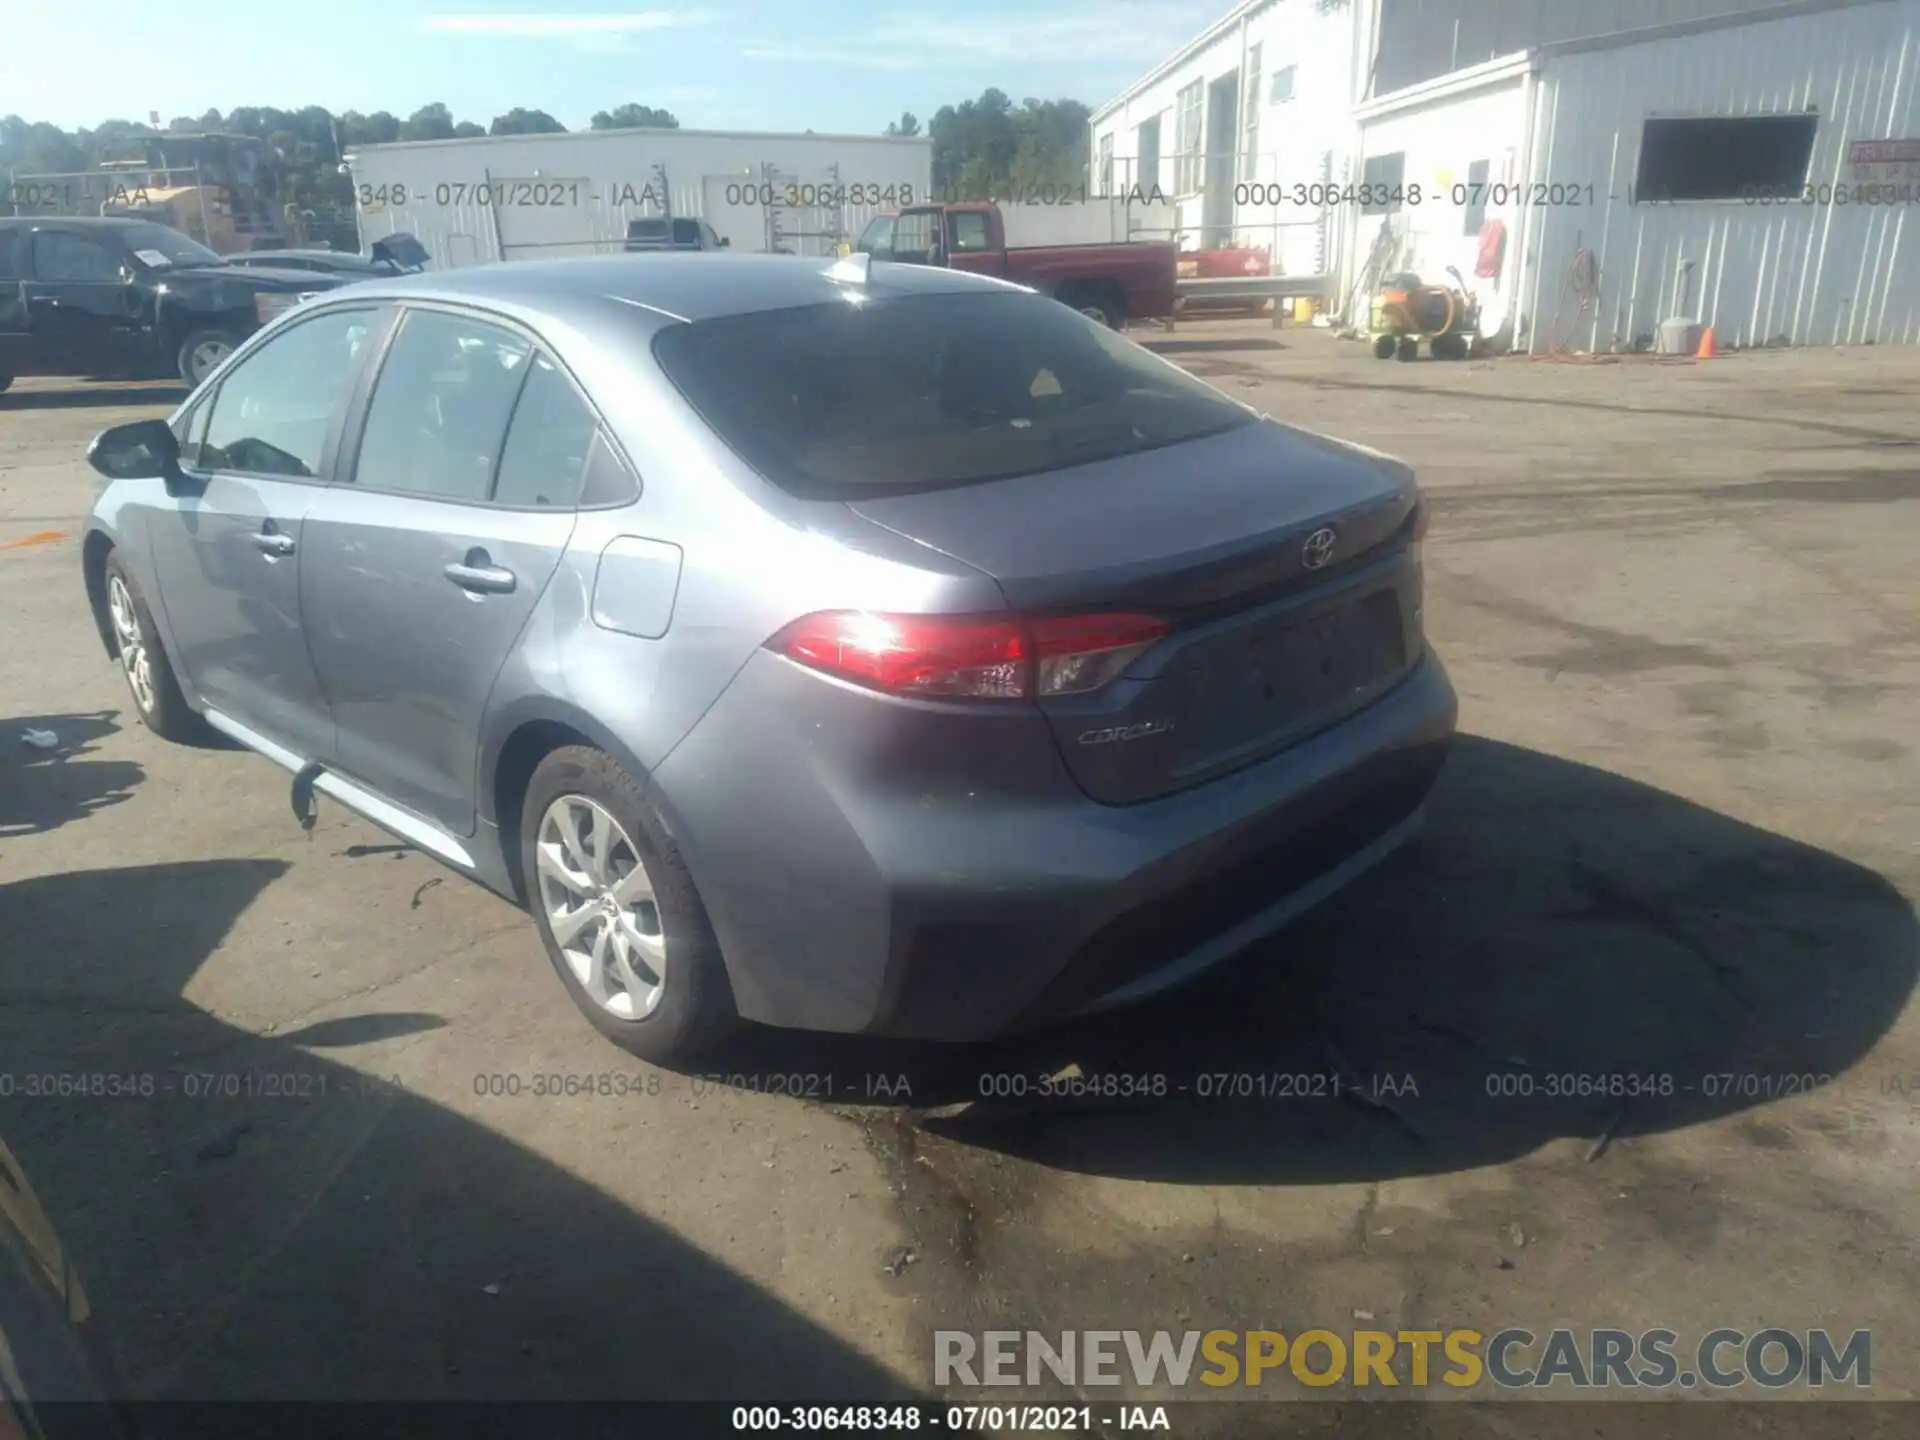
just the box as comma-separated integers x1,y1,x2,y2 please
852,201,1177,329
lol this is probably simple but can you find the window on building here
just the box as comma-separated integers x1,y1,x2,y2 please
1239,44,1263,183
1633,114,1819,202
1270,65,1296,104
1097,133,1114,196
1462,157,1491,235
1136,116,1161,193
1174,81,1204,194
1361,151,1406,215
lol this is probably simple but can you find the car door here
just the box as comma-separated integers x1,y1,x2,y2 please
144,304,387,761
299,305,587,836
20,228,148,375
0,228,31,376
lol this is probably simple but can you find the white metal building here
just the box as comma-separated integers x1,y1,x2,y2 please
1088,0,1373,278
1097,0,1920,348
342,128,934,268
1347,0,1920,350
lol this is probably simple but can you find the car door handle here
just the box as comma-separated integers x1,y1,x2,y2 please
252,532,296,557
444,561,517,595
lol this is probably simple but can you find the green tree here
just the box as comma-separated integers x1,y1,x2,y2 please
403,104,458,142
927,90,1091,198
490,108,567,136
590,103,679,131
884,111,920,138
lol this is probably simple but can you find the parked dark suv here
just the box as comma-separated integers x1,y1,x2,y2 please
624,217,729,252
0,216,349,390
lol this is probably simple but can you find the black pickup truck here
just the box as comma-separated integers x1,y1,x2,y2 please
0,216,351,391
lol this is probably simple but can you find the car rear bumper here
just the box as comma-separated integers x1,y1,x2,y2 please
649,650,1458,1041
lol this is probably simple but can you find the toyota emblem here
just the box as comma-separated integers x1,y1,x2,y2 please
1301,527,1337,570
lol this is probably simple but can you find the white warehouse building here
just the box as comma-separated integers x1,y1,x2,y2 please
1094,0,1920,350
343,128,934,268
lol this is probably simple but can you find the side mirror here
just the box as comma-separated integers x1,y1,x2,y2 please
88,418,187,493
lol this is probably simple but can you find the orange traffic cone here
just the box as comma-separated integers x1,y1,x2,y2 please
1696,325,1717,359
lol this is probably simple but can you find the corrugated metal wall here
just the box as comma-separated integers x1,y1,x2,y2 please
1525,0,1920,349
1090,0,1360,274
344,131,933,267
1371,0,1847,94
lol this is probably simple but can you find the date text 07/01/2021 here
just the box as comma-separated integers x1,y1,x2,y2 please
729,1404,1170,1432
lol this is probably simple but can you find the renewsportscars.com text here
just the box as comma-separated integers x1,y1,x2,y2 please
934,1327,1870,1390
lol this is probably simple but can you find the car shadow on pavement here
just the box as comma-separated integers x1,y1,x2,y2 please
0,711,142,840
727,736,1919,1185
1141,337,1287,356
0,385,190,411
0,858,921,1403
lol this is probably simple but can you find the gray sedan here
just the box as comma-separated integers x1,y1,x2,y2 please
79,253,1457,1064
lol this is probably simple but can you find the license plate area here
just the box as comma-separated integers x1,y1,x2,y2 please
1175,589,1407,768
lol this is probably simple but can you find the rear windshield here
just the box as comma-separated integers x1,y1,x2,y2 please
650,290,1256,497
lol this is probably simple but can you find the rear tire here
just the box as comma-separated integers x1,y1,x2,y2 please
176,327,242,387
521,745,739,1065
1371,334,1397,360
102,551,200,742
1060,286,1124,330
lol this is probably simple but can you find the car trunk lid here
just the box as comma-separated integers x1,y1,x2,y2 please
848,418,1425,803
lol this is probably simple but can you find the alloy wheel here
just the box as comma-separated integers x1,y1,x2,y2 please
188,338,233,385
535,794,667,1019
106,575,155,714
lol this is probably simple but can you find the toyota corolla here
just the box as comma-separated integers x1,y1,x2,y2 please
79,252,1457,1063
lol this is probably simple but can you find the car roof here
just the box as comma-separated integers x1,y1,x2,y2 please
328,253,1028,329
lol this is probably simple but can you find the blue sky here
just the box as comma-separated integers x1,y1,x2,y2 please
0,0,1229,135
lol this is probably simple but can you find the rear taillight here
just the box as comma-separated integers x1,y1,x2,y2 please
1410,499,1429,543
770,610,1171,700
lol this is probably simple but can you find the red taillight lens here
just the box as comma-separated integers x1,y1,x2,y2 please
771,610,1170,700
1410,499,1430,542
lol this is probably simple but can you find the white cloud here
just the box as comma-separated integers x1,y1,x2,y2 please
742,2,1204,71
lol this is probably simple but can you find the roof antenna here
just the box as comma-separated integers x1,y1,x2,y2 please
826,251,871,285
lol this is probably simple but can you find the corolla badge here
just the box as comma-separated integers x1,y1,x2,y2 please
1078,718,1175,745
1301,526,1338,570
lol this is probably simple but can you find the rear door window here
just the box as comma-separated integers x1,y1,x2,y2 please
651,290,1255,499
492,353,599,507
350,309,532,501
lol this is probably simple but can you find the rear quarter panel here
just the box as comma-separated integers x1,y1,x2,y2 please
475,308,1006,827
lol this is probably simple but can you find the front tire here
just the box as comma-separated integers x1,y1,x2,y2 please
103,552,199,741
0,374,13,393
521,746,738,1065
176,328,241,387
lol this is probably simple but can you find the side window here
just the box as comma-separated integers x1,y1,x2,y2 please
0,230,22,282
580,431,640,507
352,309,531,501
492,353,598,507
197,308,376,477
948,212,990,253
890,212,939,265
32,232,122,283
173,393,216,455
859,217,895,260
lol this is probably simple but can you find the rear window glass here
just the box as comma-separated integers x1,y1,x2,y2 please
650,291,1255,498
